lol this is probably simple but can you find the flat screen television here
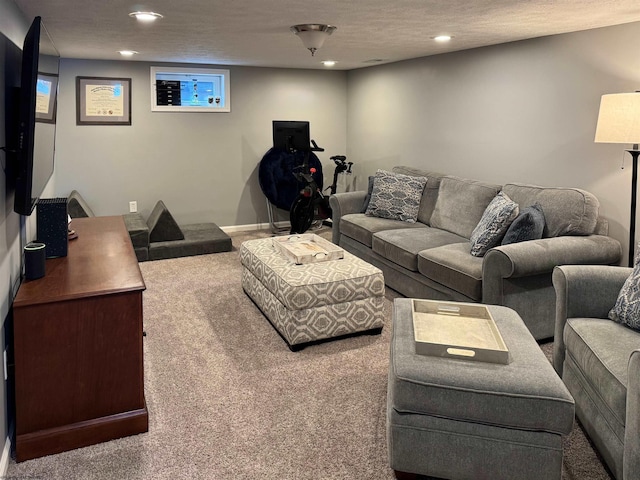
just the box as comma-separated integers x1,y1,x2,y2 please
13,16,59,216
272,120,310,152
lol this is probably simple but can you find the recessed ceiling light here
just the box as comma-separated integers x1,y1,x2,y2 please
433,35,453,43
119,50,139,57
322,60,336,67
129,11,163,22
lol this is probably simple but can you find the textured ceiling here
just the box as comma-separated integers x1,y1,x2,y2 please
12,0,640,70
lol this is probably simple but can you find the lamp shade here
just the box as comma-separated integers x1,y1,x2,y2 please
290,24,336,56
595,93,640,144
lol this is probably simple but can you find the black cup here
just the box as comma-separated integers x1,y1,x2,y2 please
24,242,46,280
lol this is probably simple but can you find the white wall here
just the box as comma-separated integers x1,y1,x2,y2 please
347,22,640,263
54,60,348,227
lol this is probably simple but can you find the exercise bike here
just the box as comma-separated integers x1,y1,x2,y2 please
289,144,353,235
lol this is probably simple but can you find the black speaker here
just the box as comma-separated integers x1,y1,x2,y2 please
24,242,46,280
37,198,68,258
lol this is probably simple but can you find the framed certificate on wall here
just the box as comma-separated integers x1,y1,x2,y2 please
76,76,131,125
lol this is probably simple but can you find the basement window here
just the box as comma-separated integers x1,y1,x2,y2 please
150,66,230,112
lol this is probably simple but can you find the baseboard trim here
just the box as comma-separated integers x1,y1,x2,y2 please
221,222,288,234
0,433,12,476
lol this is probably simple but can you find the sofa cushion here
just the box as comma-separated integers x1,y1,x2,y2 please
149,223,231,260
67,190,95,218
417,243,484,300
609,262,640,331
430,176,502,239
123,212,150,249
502,183,599,237
340,213,427,248
563,318,640,439
372,227,467,272
365,169,427,223
147,200,185,242
392,166,446,225
470,192,519,257
502,203,546,245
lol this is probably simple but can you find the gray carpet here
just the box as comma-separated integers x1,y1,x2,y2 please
6,229,614,479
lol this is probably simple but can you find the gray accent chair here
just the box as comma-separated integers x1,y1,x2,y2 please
329,166,622,340
553,265,640,480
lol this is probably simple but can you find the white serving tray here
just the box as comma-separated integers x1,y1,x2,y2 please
273,234,344,265
411,299,510,364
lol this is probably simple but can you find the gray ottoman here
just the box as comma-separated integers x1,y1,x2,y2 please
388,298,575,480
240,237,385,350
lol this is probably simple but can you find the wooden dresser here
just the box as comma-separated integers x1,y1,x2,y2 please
12,216,148,462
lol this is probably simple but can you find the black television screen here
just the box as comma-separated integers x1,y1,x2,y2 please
14,16,59,216
272,120,310,152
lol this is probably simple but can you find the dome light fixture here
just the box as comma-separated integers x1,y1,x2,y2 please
129,11,163,22
290,24,336,56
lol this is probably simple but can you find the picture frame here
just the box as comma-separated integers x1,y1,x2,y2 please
35,72,58,124
76,76,131,125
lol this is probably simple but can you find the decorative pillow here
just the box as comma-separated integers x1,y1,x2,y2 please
609,264,640,331
365,170,427,223
361,175,375,213
469,192,519,257
501,203,546,245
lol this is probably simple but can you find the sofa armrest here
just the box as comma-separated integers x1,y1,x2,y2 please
329,191,367,245
625,349,640,480
551,264,630,375
483,235,622,280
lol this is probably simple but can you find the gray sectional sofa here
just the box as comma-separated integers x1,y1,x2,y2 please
553,265,640,480
329,166,622,340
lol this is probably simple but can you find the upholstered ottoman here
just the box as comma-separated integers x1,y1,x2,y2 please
240,237,385,350
388,298,575,480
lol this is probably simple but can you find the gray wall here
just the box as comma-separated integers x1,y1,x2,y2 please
0,0,29,465
347,22,640,262
54,60,347,226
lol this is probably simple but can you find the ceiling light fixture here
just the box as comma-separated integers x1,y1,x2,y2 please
322,60,336,67
119,50,139,57
433,35,453,43
129,11,163,22
290,24,336,56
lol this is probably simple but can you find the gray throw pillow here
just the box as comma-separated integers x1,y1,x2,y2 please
470,192,519,257
365,169,427,223
361,175,375,213
501,203,546,245
609,264,640,332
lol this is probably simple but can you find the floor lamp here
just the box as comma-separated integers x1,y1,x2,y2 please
595,92,640,267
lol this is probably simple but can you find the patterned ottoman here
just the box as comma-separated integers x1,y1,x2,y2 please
240,237,385,350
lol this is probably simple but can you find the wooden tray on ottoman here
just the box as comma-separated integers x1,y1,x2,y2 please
411,299,509,364
273,234,344,264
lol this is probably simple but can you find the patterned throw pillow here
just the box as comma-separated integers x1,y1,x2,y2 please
501,203,546,245
365,170,427,223
470,192,519,257
609,263,640,331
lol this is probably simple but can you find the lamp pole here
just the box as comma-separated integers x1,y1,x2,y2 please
628,146,640,267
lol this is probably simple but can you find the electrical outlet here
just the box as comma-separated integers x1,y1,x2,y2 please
129,201,137,213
